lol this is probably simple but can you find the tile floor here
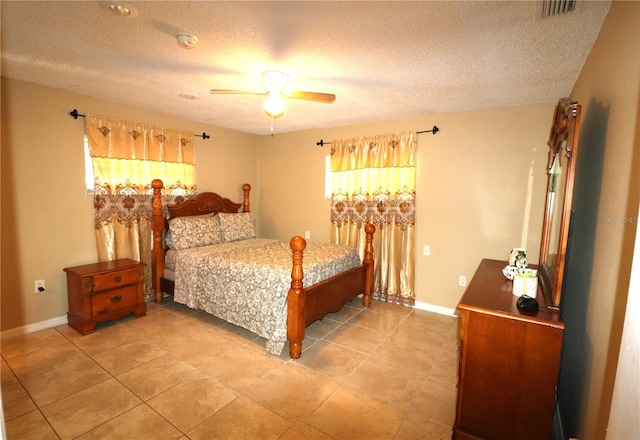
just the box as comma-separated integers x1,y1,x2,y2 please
1,297,459,440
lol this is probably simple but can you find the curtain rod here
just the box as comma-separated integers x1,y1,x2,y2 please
69,109,210,140
315,126,439,147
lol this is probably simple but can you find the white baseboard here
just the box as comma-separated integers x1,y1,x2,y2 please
1,315,68,339
0,303,456,338
414,301,458,317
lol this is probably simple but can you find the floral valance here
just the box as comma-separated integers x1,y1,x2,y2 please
330,131,416,172
86,114,195,164
93,183,192,227
330,189,416,229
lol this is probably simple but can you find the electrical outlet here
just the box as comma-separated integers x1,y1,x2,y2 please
304,231,311,239
423,245,431,256
35,279,45,293
458,276,467,287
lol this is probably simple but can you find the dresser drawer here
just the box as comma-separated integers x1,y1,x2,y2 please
91,284,139,317
92,267,141,292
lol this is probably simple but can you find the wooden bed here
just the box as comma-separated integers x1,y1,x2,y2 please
150,179,375,358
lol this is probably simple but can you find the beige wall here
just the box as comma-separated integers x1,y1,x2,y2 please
257,102,554,310
558,1,640,439
0,77,257,331
0,79,564,329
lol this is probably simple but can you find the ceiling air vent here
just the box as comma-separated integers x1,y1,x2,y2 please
537,0,579,19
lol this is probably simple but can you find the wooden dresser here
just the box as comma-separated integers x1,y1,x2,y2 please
64,259,146,335
453,259,564,440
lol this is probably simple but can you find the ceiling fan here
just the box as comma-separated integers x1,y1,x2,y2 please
210,71,336,119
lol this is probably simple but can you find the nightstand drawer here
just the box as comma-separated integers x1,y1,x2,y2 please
92,267,141,292
91,285,139,317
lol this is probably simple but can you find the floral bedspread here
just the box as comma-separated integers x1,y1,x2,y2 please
172,238,362,355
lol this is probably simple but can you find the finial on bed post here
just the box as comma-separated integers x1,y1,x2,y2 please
363,223,375,308
288,236,306,359
242,184,251,212
151,179,165,303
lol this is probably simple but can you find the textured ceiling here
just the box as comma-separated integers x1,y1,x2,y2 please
1,1,611,135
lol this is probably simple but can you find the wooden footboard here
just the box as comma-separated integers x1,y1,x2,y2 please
287,223,375,359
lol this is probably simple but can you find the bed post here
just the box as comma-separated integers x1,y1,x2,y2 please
287,236,306,359
363,223,375,307
151,179,166,303
242,184,251,212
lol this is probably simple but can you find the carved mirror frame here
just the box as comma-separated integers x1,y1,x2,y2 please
538,98,581,310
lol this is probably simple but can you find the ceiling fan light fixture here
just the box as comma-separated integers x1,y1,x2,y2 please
263,93,285,118
210,70,334,123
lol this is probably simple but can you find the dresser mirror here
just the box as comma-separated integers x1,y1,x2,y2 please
538,98,581,310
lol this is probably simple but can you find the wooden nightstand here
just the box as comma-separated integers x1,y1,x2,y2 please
64,259,147,335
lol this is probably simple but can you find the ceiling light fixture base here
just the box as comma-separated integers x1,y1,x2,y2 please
101,1,139,18
176,33,197,49
262,71,290,93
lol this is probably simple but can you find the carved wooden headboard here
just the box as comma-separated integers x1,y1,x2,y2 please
166,187,251,219
150,179,252,302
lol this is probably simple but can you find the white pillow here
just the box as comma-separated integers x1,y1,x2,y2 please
217,212,256,242
168,214,222,250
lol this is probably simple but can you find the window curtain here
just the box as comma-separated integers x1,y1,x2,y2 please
86,114,196,300
330,131,416,306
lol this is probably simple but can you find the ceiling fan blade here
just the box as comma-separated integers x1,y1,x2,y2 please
209,89,268,96
287,91,336,103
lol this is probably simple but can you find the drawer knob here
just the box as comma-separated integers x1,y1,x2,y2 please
114,276,122,283
110,295,122,303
